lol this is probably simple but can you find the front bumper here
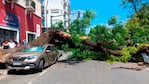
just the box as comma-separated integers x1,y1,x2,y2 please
8,63,37,70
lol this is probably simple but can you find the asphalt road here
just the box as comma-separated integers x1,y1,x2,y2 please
0,52,149,84
30,61,149,84
1,61,149,84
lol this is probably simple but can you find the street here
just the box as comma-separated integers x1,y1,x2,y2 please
0,58,149,84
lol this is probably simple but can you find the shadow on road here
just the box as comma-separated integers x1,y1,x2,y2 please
57,59,82,65
8,69,39,75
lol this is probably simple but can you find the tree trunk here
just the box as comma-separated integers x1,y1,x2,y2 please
81,40,122,56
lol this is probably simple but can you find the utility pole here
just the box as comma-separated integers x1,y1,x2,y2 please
45,0,50,33
50,16,53,28
77,11,80,18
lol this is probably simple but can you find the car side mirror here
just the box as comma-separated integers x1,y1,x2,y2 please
46,50,51,53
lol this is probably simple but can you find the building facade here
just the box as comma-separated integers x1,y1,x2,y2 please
41,0,70,32
0,0,42,45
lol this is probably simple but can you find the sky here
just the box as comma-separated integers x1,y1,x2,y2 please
70,0,129,26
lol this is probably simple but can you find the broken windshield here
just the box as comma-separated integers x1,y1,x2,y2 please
21,46,45,52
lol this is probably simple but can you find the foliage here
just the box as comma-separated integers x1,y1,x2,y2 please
121,0,149,13
89,24,129,50
71,34,82,44
69,10,96,46
67,7,149,63
108,16,118,25
89,25,112,42
52,21,64,30
69,10,96,36
125,4,149,45
69,45,107,61
107,46,138,63
61,43,69,52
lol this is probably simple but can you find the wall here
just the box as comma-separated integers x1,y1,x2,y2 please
0,0,42,44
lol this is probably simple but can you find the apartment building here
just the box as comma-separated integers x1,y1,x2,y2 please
41,0,70,32
0,0,42,45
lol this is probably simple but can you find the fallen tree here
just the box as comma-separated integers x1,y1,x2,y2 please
81,40,149,61
81,40,122,56
0,28,148,63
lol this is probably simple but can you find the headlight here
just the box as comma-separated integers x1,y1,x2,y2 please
24,56,38,62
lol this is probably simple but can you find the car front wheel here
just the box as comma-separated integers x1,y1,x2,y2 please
38,59,44,72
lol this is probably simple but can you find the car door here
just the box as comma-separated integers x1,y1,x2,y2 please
45,45,57,65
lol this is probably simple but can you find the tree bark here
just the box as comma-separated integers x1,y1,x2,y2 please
81,40,122,56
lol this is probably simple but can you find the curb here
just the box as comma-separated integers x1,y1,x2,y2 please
0,69,8,80
0,75,7,80
0,69,8,75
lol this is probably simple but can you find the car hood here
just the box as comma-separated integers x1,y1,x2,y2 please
10,52,43,57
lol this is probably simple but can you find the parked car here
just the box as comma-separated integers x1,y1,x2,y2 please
7,44,62,71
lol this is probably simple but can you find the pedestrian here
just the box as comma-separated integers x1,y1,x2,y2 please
8,39,16,48
13,39,19,47
2,40,9,49
22,39,28,45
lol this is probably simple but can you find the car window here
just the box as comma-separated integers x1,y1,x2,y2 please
46,45,54,51
21,46,45,52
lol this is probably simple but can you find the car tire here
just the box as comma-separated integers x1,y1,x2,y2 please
38,59,44,72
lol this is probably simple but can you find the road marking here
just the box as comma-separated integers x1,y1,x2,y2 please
27,64,57,84
27,69,48,84
0,75,8,80
39,68,48,76
27,82,32,84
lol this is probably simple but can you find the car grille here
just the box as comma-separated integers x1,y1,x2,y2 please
11,57,26,61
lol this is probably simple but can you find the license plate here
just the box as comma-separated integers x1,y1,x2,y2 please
13,61,22,66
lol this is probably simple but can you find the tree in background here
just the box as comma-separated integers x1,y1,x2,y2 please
51,21,64,30
121,0,149,13
108,16,118,26
69,10,96,43
125,4,149,44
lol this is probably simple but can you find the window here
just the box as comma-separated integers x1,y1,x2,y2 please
46,45,54,51
51,9,59,13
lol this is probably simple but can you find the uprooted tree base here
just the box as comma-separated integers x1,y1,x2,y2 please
132,45,149,61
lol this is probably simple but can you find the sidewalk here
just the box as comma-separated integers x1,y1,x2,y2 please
0,63,8,76
0,69,8,80
58,51,72,61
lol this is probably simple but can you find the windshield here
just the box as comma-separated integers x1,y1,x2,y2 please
21,46,45,52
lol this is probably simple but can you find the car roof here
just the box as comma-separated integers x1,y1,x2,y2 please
44,44,55,47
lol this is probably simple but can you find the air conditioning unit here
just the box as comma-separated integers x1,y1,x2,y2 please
26,0,36,13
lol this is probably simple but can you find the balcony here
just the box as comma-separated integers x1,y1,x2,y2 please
64,2,67,7
4,0,18,9
64,10,67,15
26,0,36,12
